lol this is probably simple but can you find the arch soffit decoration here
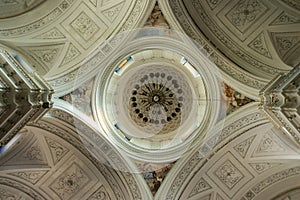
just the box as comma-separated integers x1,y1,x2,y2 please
155,102,300,200
178,0,297,74
0,103,153,200
158,0,298,100
37,103,152,199
0,0,155,89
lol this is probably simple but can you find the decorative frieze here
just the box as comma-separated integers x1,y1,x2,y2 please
88,186,110,200
189,178,211,198
9,170,48,184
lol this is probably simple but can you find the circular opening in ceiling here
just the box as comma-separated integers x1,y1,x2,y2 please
105,49,204,150
88,28,225,163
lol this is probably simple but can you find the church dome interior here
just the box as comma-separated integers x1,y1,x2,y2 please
0,0,299,199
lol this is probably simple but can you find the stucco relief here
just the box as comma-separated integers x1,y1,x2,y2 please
242,166,300,199
0,0,74,37
205,0,222,10
226,0,268,33
34,27,66,39
248,32,272,58
45,137,69,165
9,170,48,184
280,0,300,11
188,178,212,198
188,0,277,75
102,2,125,23
61,43,81,66
0,177,46,200
233,135,256,158
50,163,90,200
70,12,100,41
271,12,300,25
0,0,46,19
158,109,266,200
271,32,300,60
249,162,281,174
88,186,110,200
214,160,245,189
30,108,146,199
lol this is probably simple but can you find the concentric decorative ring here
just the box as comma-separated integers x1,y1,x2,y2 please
118,64,193,136
92,29,223,163
129,72,184,127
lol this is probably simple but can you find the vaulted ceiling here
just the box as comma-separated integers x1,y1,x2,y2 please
0,0,299,200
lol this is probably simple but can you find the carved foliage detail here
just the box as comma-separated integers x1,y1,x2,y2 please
226,0,268,32
0,0,75,37
30,47,61,64
206,0,222,10
166,151,202,200
45,137,69,165
189,178,211,198
34,28,65,39
215,160,244,189
26,44,64,74
102,2,124,22
0,0,46,19
88,186,110,200
9,170,48,184
183,0,277,77
0,188,21,200
255,133,285,154
28,117,130,200
24,143,44,161
271,32,300,58
61,43,81,65
50,163,90,200
248,32,272,58
271,12,300,25
249,163,281,174
70,12,99,41
251,167,300,194
234,135,256,158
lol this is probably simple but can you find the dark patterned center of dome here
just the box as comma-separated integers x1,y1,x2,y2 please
129,72,184,128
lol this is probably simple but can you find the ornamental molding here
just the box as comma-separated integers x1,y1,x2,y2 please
159,0,268,100
0,176,48,200
0,0,46,19
280,0,300,11
8,170,48,185
28,121,134,200
0,0,75,38
156,106,300,200
155,103,268,200
242,166,300,199
91,29,223,163
48,0,154,94
28,103,152,199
